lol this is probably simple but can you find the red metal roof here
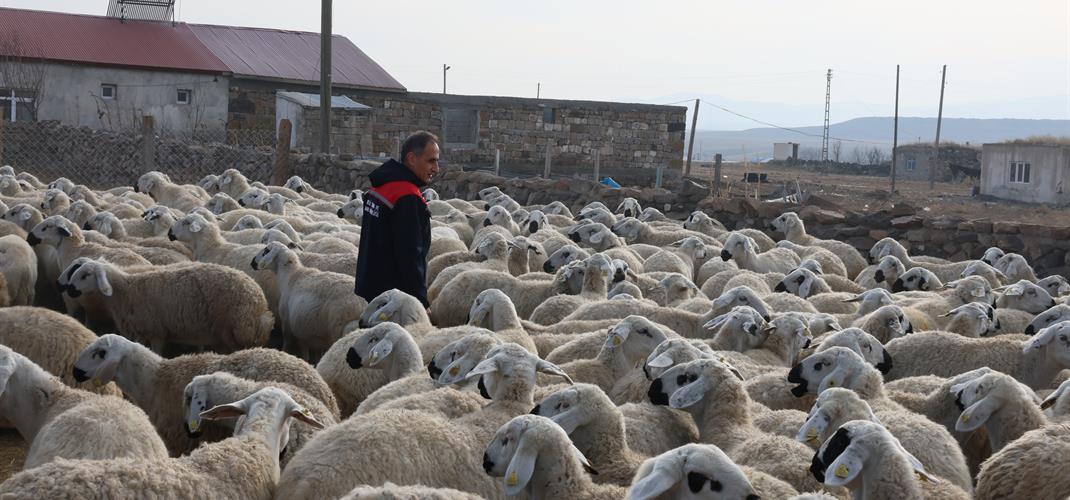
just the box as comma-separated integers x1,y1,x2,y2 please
0,7,406,92
0,7,229,73
189,24,405,92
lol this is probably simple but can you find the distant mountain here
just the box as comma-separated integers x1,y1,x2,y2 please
691,117,1070,161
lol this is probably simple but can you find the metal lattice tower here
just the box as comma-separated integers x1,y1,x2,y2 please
821,68,832,162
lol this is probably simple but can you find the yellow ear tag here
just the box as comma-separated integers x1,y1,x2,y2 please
827,380,836,387
378,313,389,321
448,365,460,376
805,427,819,442
369,353,379,365
92,379,104,388
506,471,519,487
834,464,850,478
916,471,929,482
960,414,969,423
301,408,312,417
612,336,622,346
188,420,200,432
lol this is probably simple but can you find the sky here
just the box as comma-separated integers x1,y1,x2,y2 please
3,0,1069,130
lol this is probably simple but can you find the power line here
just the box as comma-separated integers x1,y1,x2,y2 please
696,99,890,145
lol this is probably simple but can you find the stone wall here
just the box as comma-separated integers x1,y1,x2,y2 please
0,121,275,188
300,107,375,155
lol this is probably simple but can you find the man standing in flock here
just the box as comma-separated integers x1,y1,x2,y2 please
355,131,440,314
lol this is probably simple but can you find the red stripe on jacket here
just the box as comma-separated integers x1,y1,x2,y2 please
370,181,427,207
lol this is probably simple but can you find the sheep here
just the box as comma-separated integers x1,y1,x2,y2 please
71,334,337,456
1025,303,1070,335
611,217,717,247
37,188,71,216
884,321,1070,389
890,266,943,293
345,322,433,402
0,307,121,397
643,237,711,281
0,387,326,500
550,316,673,400
279,345,573,500
870,237,974,283
959,260,1009,288
338,483,484,500
251,241,365,361
0,235,35,305
575,206,617,227
431,265,581,326
720,232,800,274
629,443,782,500
855,254,906,291
1037,274,1070,298
774,267,834,300
701,268,775,298
808,420,968,500
796,387,973,493
768,212,867,279
775,240,849,278
427,232,511,302
0,345,166,472
27,215,151,272
64,259,272,354
135,171,208,212
568,221,626,251
181,372,337,468
681,210,728,236
972,422,1070,500
849,305,923,343
529,254,613,325
658,273,703,307
648,357,828,493
995,279,1057,314
937,302,1000,337
951,370,1048,454
282,175,347,202
994,252,1038,283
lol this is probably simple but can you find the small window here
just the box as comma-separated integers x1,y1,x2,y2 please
905,156,916,171
1009,161,1031,184
177,89,191,105
542,106,554,124
101,84,116,100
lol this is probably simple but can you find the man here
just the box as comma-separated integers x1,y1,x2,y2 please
355,131,440,312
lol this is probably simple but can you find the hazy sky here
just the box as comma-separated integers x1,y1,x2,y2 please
3,0,1069,129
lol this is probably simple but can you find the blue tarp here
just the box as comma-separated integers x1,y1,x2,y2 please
600,177,621,188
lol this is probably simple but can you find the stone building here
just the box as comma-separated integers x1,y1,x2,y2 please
981,142,1070,204
893,143,980,182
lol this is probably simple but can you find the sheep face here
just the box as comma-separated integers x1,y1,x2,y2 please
809,420,936,489
864,305,913,342
1025,320,1070,369
167,214,212,243
610,218,643,243
616,198,642,219
358,289,424,328
767,314,815,364
541,201,570,216
200,388,325,462
570,223,615,249
422,188,439,201
814,328,893,374
776,268,821,298
48,176,76,194
206,194,234,214
797,388,880,449
464,344,572,401
797,258,824,275
891,267,940,292
84,212,119,238
232,214,264,230
647,358,742,410
768,211,801,235
482,205,511,229
576,207,615,227
260,229,300,250
943,303,998,337
468,289,512,328
337,198,364,221
135,171,169,198
950,371,1030,434
238,189,270,209
640,207,667,223
39,189,67,213
960,261,1008,287
478,186,503,202
4,204,39,231
198,174,219,193
996,280,1056,314
0,175,21,196
659,274,699,303
610,259,632,283
429,333,501,384
1025,304,1070,335
483,415,594,496
994,253,1035,282
530,384,605,436
711,286,771,321
543,244,585,273
787,347,868,398
510,208,528,225
26,215,76,247
606,316,669,367
251,241,295,272
486,194,520,212
1037,275,1070,298
72,334,134,385
673,237,709,261
64,260,113,298
981,247,1005,266
346,323,408,370
872,255,904,284
65,200,96,227
868,237,904,264
703,306,767,351
630,443,759,500
718,233,753,263
263,193,291,213
283,175,306,193
681,210,707,230
946,276,995,307
522,210,546,235
644,339,714,381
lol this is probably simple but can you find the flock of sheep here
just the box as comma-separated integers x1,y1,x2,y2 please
0,162,1068,499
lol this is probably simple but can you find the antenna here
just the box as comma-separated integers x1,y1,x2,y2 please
821,69,832,162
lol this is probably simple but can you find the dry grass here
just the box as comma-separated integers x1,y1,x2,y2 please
0,429,27,483
1000,135,1070,147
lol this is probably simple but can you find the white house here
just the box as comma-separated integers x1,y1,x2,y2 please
981,142,1070,204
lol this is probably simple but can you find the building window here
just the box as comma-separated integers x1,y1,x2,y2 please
443,108,478,145
542,106,555,124
177,89,192,105
0,88,35,122
1009,161,1031,184
905,156,916,171
101,84,117,100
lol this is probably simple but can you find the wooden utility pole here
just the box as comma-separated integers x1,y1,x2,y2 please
494,149,501,176
319,0,332,154
592,149,600,182
537,83,540,98
891,64,900,193
141,115,155,172
543,146,552,178
714,153,722,196
685,99,699,175
272,119,293,185
931,64,946,190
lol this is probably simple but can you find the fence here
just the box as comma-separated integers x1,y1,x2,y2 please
0,119,279,189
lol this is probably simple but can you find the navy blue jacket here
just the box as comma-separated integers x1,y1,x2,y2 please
354,159,431,307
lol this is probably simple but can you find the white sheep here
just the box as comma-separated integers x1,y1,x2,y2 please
0,345,167,469
629,443,784,500
870,237,974,283
995,279,1057,314
720,232,800,274
768,212,867,279
959,260,1009,288
973,422,1070,500
951,370,1048,453
0,234,36,305
775,240,850,278
135,171,208,212
994,252,1038,283
0,387,325,499
529,253,614,325
251,241,365,361
64,259,272,353
71,334,337,456
1025,303,1070,335
612,217,717,247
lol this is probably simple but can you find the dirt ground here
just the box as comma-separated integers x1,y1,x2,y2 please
0,429,27,483
691,162,1070,226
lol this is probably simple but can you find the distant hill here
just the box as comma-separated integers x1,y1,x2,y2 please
692,117,1070,161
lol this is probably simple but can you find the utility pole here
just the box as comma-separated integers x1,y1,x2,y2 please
931,64,947,190
891,64,900,193
319,0,332,155
821,69,832,162
537,83,540,99
442,64,450,94
684,99,699,175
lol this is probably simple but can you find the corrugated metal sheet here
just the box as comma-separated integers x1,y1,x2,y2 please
277,91,371,110
0,7,228,73
189,24,405,92
106,0,174,22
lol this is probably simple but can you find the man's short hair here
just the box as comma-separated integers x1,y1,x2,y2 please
400,131,440,164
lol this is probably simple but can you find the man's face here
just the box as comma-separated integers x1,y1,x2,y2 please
406,142,441,184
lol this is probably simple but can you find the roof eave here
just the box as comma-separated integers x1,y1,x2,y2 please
231,74,406,93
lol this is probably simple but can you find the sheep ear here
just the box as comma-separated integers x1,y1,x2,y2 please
1004,284,1024,296
550,407,586,435
19,211,30,221
647,352,674,369
891,437,940,484
796,411,828,445
1025,326,1059,352
668,378,707,409
819,365,851,393
99,219,113,236
367,338,394,367
200,401,248,421
536,360,573,384
437,358,471,385
0,352,17,396
190,221,203,233
628,466,679,500
464,357,499,381
95,264,113,297
1041,385,1065,410
822,445,865,487
588,231,605,245
467,304,489,326
288,404,326,430
956,395,999,432
504,430,539,496
799,279,813,299
57,225,72,237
